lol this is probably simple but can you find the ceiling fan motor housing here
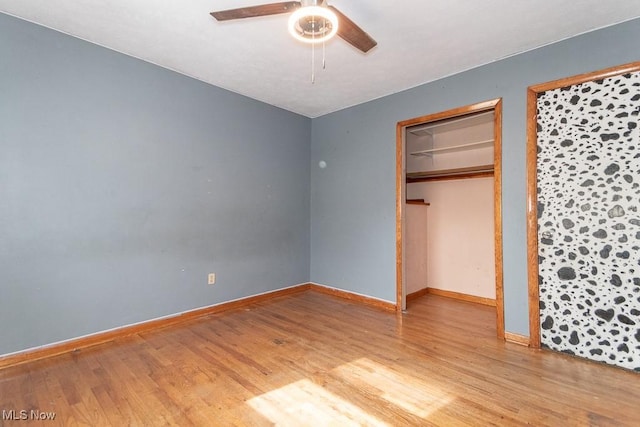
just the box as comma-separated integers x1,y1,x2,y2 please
300,0,325,7
292,15,333,39
289,0,338,43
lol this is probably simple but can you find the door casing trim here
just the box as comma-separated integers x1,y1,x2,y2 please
396,98,504,339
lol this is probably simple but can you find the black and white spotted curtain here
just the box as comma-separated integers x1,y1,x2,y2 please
536,70,640,371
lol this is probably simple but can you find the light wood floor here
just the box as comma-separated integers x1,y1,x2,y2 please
1,292,640,426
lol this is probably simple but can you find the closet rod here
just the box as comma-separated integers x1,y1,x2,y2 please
407,164,494,183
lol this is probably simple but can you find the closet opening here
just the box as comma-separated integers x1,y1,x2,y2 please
396,99,504,339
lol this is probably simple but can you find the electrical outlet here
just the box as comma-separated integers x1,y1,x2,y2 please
208,273,216,285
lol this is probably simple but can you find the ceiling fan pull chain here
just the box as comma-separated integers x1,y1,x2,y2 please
322,19,326,70
311,42,315,84
311,15,316,83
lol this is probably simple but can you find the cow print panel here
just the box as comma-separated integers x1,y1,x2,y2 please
537,70,640,371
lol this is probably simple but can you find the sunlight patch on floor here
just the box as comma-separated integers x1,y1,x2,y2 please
333,358,453,419
247,357,453,424
247,378,388,426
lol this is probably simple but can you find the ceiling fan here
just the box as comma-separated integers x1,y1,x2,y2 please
210,0,377,53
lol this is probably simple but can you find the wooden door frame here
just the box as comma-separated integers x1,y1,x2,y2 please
526,61,640,349
396,98,505,339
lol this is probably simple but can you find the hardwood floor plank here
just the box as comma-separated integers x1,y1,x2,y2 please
1,292,640,426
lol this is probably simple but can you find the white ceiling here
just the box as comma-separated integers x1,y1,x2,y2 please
2,1,640,118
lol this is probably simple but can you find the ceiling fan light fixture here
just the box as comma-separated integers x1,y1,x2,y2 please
287,6,338,44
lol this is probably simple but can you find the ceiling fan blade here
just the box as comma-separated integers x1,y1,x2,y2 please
328,6,377,53
211,1,300,21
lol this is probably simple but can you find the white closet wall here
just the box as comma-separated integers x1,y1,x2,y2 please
405,203,429,294
407,178,495,299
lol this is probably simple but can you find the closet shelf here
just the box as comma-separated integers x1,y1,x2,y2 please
407,110,494,136
410,139,494,156
406,199,430,206
407,164,494,183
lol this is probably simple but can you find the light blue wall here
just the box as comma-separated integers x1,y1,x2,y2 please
2,13,638,355
0,13,310,355
310,18,640,335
